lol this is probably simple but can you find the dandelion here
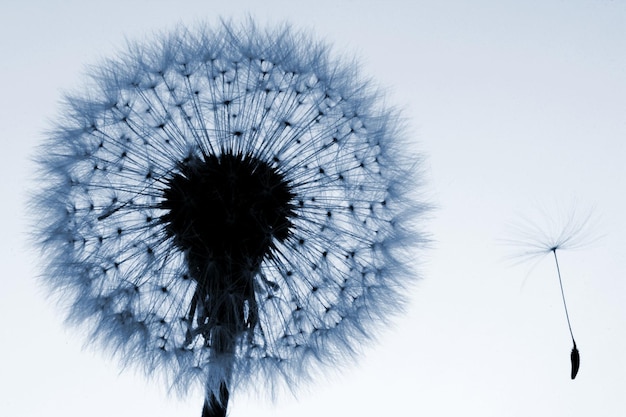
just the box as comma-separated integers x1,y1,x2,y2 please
31,21,428,416
506,206,597,380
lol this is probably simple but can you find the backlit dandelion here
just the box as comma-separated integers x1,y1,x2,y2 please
506,206,597,380
32,22,428,416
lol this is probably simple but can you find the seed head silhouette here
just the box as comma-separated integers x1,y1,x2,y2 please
32,21,428,416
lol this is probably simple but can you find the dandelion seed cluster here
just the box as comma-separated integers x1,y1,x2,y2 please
33,22,427,407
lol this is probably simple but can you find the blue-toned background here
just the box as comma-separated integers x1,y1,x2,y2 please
2,1,624,416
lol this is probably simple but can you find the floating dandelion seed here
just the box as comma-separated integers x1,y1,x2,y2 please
31,21,428,416
506,206,597,380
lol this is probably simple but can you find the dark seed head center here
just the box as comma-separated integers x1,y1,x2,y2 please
161,151,296,268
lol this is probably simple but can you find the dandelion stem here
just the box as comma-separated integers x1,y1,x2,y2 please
202,382,229,417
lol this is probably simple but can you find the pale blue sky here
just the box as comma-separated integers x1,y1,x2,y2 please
1,1,625,416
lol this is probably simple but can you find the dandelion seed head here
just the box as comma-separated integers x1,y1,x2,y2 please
31,21,428,404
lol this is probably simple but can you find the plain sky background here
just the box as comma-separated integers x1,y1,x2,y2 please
1,0,625,416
